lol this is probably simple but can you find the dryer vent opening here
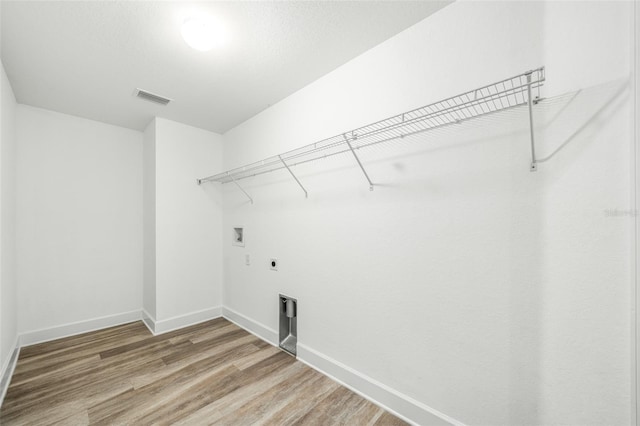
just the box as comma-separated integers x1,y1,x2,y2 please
279,295,297,356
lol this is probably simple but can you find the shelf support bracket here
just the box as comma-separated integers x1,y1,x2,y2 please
228,172,253,204
343,134,374,191
279,155,308,198
526,71,538,172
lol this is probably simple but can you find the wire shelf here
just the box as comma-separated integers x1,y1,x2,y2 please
198,67,545,188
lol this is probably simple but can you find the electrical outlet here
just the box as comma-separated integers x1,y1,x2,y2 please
269,258,278,271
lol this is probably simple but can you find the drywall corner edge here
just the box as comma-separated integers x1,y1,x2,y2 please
142,309,156,335
634,1,640,423
0,337,20,408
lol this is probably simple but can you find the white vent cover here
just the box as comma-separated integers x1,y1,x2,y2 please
134,88,172,106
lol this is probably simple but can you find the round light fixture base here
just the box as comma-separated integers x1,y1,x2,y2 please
181,16,224,52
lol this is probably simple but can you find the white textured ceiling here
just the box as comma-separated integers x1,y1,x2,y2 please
1,1,452,134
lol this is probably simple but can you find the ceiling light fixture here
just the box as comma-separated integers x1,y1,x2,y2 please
181,16,225,52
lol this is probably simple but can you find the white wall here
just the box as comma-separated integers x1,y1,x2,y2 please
153,118,224,324
636,2,640,421
535,5,633,424
12,109,223,337
143,119,156,320
16,105,143,334
222,1,634,425
0,61,17,374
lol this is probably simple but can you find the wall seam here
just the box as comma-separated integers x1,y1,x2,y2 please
634,0,639,423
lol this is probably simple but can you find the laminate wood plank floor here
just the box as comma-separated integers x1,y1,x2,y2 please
0,318,409,426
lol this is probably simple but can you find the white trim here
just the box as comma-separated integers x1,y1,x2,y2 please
221,306,278,346
220,307,461,425
19,310,141,347
0,336,20,407
153,306,222,335
5,305,463,425
297,343,463,426
141,309,156,335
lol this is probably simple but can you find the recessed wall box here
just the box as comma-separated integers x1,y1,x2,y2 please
279,295,297,356
233,227,244,247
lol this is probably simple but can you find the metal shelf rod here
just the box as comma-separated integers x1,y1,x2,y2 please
206,99,533,185
526,71,538,171
228,172,253,204
279,155,308,198
199,80,545,186
343,134,374,191
198,67,546,193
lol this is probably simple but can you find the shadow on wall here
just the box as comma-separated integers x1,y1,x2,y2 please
358,79,631,182
200,178,224,209
219,78,631,212
507,77,630,424
217,77,631,425
536,78,631,167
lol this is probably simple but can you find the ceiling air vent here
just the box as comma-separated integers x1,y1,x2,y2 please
134,88,172,106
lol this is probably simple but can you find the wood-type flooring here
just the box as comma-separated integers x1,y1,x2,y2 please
0,318,408,425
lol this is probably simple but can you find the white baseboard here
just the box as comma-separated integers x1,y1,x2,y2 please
141,309,156,335
297,344,463,426
153,306,222,335
0,337,21,407
221,308,462,426
221,306,278,346
8,306,463,426
19,310,141,347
